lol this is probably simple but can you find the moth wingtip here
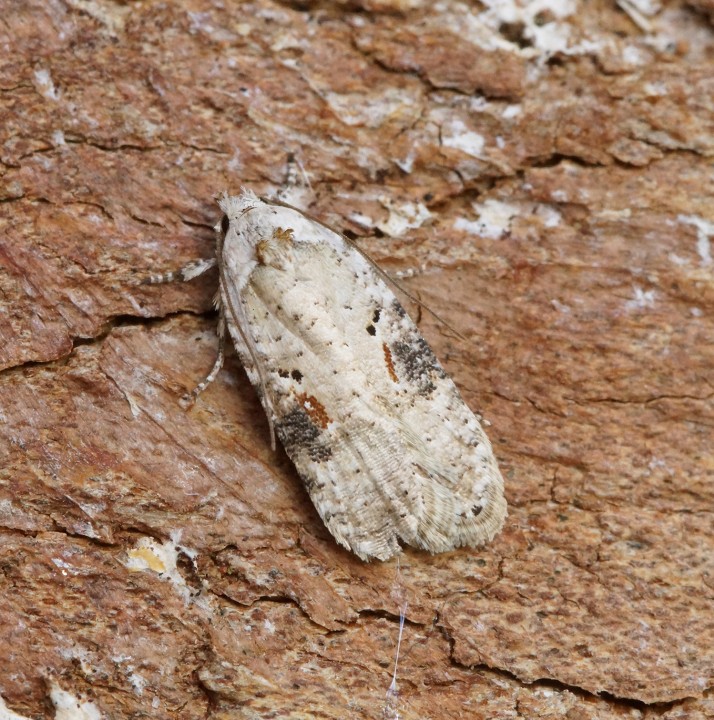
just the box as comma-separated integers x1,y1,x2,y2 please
466,487,508,547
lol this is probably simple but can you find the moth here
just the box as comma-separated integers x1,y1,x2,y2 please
154,190,506,561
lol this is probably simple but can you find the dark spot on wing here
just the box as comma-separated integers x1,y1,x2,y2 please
390,334,446,395
366,324,376,336
391,299,407,319
276,406,333,463
308,444,333,462
291,369,303,382
220,214,230,235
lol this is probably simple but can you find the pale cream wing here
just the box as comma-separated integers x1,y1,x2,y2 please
218,192,506,560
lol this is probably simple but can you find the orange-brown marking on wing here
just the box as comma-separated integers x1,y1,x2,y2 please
273,227,294,243
298,393,331,429
383,343,398,383
256,227,295,266
255,238,270,265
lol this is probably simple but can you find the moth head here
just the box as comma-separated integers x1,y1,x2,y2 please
217,188,260,221
216,190,260,234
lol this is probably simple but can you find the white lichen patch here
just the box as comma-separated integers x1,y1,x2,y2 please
123,532,196,602
33,68,60,101
377,198,432,237
50,683,103,720
678,214,714,266
625,286,657,311
441,119,485,158
454,199,561,239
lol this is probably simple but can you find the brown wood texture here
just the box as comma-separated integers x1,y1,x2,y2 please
1,1,713,718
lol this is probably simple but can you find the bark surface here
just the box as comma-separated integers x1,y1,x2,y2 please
1,1,713,718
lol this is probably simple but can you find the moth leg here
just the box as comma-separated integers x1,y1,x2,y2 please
143,257,217,286
181,310,226,407
274,152,313,206
285,152,304,187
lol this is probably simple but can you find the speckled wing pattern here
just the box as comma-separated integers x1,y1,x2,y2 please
216,190,506,561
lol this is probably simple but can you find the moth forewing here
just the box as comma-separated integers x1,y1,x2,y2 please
215,190,506,561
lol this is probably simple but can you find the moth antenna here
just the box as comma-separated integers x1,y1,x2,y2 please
383,559,408,720
349,245,466,342
218,268,278,450
293,154,313,193
274,153,315,209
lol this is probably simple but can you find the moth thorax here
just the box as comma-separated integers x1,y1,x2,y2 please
255,226,295,268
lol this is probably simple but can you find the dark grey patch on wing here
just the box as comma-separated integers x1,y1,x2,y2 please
391,299,407,319
276,407,333,463
390,333,447,395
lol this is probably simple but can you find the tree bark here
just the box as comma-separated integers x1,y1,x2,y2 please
1,1,712,718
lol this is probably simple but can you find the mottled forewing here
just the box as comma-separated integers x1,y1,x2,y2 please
217,193,506,560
